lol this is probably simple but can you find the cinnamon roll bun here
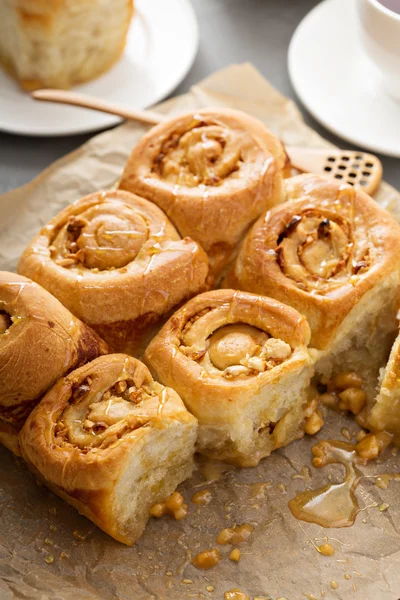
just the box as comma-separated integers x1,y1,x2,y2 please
0,271,108,454
144,290,317,467
19,354,198,546
368,331,400,441
119,109,288,279
224,174,400,403
18,190,209,356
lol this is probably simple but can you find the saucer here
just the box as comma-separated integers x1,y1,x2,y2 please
0,0,198,136
288,0,400,157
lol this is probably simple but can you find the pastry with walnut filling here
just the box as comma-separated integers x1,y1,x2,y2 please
144,290,317,467
19,354,198,545
0,271,108,455
120,108,288,279
18,190,208,356
224,174,400,405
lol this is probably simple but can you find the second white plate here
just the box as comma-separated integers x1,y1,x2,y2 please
288,0,400,158
0,0,198,136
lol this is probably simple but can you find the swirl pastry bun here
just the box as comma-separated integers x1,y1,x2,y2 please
368,331,400,441
19,354,198,546
144,290,317,467
18,190,209,356
224,174,400,402
0,271,108,454
119,109,288,279
0,0,133,90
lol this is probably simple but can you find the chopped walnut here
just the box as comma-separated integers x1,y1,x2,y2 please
338,387,366,415
323,371,366,415
216,523,254,545
245,356,265,372
65,248,86,264
149,492,188,520
72,381,91,401
66,216,88,234
224,590,250,600
356,432,392,462
181,308,212,337
229,548,241,561
304,409,324,435
319,392,337,409
318,543,335,556
56,258,76,268
262,338,291,360
224,365,249,379
311,442,330,468
304,397,319,418
128,388,142,403
114,380,127,394
54,421,68,438
181,344,208,361
190,348,208,361
332,372,363,389
192,489,212,506
192,548,221,570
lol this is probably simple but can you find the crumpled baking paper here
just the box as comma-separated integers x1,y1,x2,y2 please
1,63,400,600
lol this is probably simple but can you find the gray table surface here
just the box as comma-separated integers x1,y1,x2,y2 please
0,0,399,194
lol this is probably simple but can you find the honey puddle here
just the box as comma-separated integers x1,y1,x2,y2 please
375,473,400,490
289,440,362,528
250,481,272,498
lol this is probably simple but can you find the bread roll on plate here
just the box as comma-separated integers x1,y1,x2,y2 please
0,0,133,90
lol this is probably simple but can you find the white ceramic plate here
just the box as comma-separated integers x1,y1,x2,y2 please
0,0,198,136
288,0,400,158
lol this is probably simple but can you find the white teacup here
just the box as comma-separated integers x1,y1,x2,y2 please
357,0,400,101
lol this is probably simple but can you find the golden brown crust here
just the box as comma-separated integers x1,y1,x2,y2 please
369,331,400,438
19,354,197,545
0,271,109,453
144,289,316,466
18,190,209,355
224,174,400,349
119,108,287,279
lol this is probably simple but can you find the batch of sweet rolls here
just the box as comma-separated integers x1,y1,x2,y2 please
2,108,400,548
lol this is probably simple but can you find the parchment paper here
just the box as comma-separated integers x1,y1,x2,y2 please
1,63,400,600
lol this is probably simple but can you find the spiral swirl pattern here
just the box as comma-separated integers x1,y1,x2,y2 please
145,290,314,467
180,309,293,380
19,354,198,545
50,355,183,451
224,174,400,352
18,191,209,355
276,208,359,293
120,109,288,278
47,191,175,272
154,121,242,187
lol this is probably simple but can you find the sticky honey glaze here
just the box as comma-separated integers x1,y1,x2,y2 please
375,473,400,489
289,440,362,528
